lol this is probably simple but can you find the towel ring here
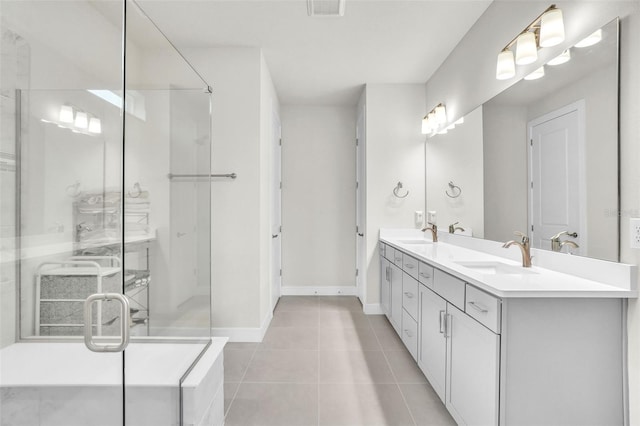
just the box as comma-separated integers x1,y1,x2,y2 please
128,182,142,198
445,181,462,198
66,181,81,197
393,182,409,198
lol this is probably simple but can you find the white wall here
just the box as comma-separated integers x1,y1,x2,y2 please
281,105,356,292
426,106,484,238
182,47,280,338
424,1,640,422
364,84,426,308
183,48,264,330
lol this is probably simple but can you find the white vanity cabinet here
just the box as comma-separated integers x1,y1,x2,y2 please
389,262,403,334
418,284,447,401
446,304,499,426
380,243,403,335
381,237,629,425
418,270,499,425
380,256,391,317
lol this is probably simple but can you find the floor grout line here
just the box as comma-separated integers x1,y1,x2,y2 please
224,343,259,419
370,314,419,426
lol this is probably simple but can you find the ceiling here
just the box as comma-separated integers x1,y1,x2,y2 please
136,0,492,105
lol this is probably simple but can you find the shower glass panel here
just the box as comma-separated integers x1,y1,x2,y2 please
1,0,212,424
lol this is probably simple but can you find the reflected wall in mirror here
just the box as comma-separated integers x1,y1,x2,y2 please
426,18,619,262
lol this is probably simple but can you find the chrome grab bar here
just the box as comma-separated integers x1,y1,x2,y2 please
84,293,130,353
167,173,237,180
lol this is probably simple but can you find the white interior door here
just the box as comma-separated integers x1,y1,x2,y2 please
529,101,585,254
271,111,282,310
356,109,366,303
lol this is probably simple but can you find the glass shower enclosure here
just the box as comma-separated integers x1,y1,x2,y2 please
1,1,213,424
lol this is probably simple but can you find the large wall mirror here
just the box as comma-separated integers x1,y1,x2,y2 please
426,18,619,262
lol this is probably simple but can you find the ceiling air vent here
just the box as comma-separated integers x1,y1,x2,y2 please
307,0,345,17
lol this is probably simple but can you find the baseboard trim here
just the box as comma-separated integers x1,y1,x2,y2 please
280,286,358,296
211,310,273,342
363,303,384,315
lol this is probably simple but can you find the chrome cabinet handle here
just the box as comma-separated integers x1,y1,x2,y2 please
395,257,402,262
404,291,414,299
404,263,415,269
467,301,489,313
385,266,390,281
419,272,431,279
404,329,413,338
439,310,445,334
84,293,130,353
444,314,451,338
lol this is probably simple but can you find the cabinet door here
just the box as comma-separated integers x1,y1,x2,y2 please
389,263,403,335
418,285,448,402
380,256,391,317
446,306,500,426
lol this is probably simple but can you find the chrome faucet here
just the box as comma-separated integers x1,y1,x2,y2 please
550,231,578,252
421,222,438,242
502,231,532,268
448,222,465,234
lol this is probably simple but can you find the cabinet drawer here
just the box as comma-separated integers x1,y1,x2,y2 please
401,308,418,360
465,284,501,333
392,249,403,268
379,242,386,259
402,255,419,279
433,269,465,310
418,262,434,288
402,272,419,320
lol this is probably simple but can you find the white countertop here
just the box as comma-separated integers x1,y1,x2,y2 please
380,229,637,299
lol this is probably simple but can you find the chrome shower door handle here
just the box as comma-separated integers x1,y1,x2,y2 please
84,293,130,353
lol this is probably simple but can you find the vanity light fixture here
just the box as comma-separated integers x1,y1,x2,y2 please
575,28,602,48
539,7,565,47
74,111,88,129
496,50,516,80
495,4,565,80
515,32,538,65
524,66,545,80
547,49,571,65
59,105,74,123
421,103,447,135
88,117,102,134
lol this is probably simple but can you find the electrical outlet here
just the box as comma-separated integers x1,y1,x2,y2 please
630,218,640,248
415,211,424,228
427,211,437,225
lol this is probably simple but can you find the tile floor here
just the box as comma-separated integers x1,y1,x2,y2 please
223,296,456,426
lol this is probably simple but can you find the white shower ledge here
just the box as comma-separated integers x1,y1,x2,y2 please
380,228,637,298
0,340,224,387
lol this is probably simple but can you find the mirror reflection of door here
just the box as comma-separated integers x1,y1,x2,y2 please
271,111,282,311
528,100,585,255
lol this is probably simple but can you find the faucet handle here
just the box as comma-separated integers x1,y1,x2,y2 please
513,231,529,244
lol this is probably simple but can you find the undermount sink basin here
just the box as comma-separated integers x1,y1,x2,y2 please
396,239,432,245
454,261,538,275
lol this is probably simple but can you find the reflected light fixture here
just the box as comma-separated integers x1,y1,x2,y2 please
455,116,464,125
59,105,74,123
421,103,447,135
74,111,88,129
524,66,545,80
88,117,102,134
539,7,565,47
495,4,564,80
547,49,571,66
575,28,602,48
